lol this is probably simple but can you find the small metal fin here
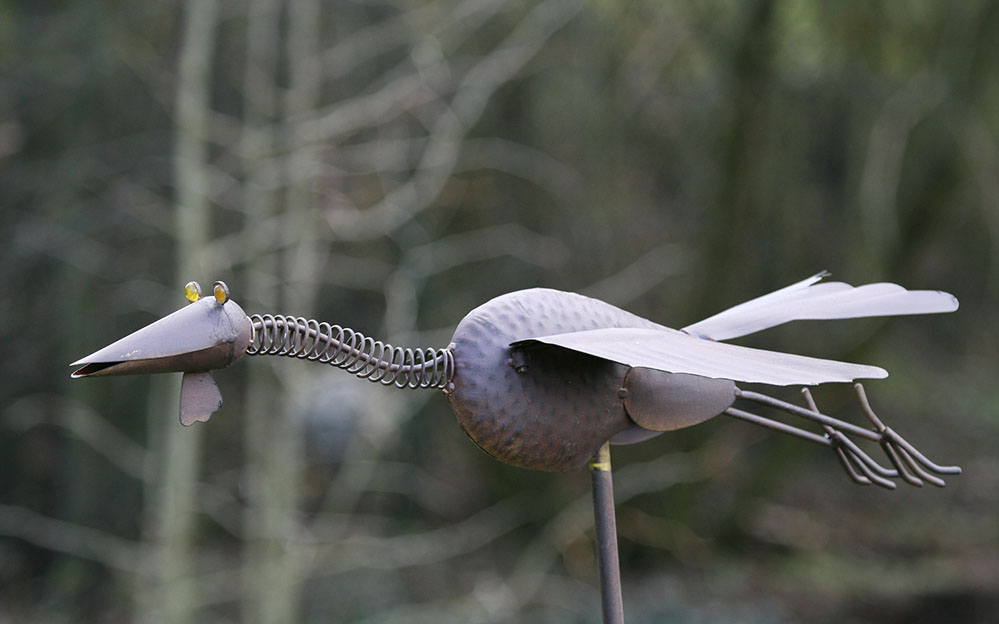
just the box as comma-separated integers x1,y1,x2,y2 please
180,371,222,426
623,369,735,431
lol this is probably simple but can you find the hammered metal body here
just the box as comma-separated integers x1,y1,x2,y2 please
447,288,664,472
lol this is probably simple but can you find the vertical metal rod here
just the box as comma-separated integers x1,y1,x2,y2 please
590,442,625,624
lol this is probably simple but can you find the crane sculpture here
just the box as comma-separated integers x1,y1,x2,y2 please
71,272,961,623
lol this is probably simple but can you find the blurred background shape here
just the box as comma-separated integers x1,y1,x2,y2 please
1,0,997,622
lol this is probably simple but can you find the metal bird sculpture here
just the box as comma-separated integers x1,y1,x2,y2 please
71,272,962,623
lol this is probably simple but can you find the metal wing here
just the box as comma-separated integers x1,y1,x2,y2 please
513,327,887,386
682,272,959,341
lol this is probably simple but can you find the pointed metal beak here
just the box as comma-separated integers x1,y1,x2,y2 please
70,296,252,379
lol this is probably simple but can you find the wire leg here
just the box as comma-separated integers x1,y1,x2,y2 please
724,384,961,489
590,442,624,624
801,389,873,486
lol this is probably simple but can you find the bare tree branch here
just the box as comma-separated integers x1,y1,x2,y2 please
4,396,148,482
959,114,999,296
407,223,570,278
143,2,221,623
323,0,584,241
858,72,948,267
310,494,531,572
581,243,687,306
0,504,142,573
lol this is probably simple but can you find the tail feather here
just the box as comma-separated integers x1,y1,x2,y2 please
683,273,959,341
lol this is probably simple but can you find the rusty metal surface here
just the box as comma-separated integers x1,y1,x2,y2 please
70,296,251,378
447,288,661,472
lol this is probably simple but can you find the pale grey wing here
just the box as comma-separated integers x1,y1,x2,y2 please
683,274,959,341
513,327,887,386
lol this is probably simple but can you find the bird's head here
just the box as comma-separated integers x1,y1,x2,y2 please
70,281,252,379
70,281,252,425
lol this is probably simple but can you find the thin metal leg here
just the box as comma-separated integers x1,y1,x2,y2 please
723,384,960,489
590,442,624,624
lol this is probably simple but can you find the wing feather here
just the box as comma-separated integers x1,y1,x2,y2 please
683,273,958,341
513,327,886,386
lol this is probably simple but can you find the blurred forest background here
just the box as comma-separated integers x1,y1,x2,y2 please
2,0,998,622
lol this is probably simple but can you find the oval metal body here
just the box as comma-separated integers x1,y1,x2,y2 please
447,288,664,472
622,368,735,431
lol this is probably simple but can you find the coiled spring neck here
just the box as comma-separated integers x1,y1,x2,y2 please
247,314,454,390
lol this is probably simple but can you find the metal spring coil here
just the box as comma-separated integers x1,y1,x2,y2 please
247,314,454,390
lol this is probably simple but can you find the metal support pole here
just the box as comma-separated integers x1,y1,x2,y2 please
590,442,624,624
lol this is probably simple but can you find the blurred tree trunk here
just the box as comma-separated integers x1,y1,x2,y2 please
142,1,219,623
240,0,283,618
693,0,777,318
240,0,321,622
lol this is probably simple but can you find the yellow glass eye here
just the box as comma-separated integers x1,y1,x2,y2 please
184,281,202,302
213,281,229,304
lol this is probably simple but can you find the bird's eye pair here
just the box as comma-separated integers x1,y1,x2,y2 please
184,280,229,304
